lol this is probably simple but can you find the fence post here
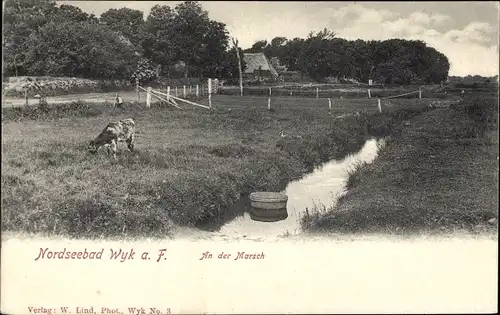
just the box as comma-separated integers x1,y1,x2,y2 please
269,87,272,97
419,88,422,99
377,98,382,113
167,86,171,102
328,98,332,115
183,85,186,98
196,85,199,97
368,88,371,99
146,87,151,108
316,87,319,99
135,78,140,104
175,86,178,97
24,89,28,106
290,88,293,96
268,97,271,110
189,85,192,95
208,78,212,109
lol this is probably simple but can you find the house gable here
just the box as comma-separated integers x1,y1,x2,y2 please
243,53,279,77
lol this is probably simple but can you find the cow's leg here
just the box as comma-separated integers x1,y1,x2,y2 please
126,134,135,152
109,139,117,160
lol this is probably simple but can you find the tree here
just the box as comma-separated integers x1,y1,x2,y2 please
172,1,211,78
245,40,268,53
326,38,349,78
100,8,144,47
141,1,233,79
141,4,177,77
216,46,246,79
281,38,306,71
55,4,90,22
3,0,60,76
22,21,138,79
199,20,230,77
299,29,341,81
427,49,450,84
265,36,288,60
309,28,336,40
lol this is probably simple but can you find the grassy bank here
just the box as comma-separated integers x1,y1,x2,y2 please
302,94,499,235
1,96,432,239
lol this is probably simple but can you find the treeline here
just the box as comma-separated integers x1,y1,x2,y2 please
245,29,450,84
448,75,499,83
4,1,451,85
3,0,245,82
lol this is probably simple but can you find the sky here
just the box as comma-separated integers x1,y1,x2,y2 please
58,1,500,77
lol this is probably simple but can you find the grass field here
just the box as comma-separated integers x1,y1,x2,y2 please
1,94,436,239
301,92,499,236
219,82,478,100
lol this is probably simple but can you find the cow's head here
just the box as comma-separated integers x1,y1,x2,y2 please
87,140,99,154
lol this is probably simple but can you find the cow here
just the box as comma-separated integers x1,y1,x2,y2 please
88,118,136,160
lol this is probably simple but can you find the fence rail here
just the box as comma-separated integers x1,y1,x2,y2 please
139,79,217,110
218,85,431,100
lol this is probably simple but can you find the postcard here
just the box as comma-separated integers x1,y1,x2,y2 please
2,1,498,314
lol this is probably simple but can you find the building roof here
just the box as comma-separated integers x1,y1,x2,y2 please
243,53,279,77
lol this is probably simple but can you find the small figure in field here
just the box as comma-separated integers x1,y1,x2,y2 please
88,118,135,160
114,94,124,108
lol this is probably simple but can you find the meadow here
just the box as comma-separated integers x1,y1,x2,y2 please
302,92,499,236
1,94,433,239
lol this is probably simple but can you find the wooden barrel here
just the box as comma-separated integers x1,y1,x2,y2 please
249,192,288,222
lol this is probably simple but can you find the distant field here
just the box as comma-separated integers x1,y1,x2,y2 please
3,81,478,108
220,82,496,99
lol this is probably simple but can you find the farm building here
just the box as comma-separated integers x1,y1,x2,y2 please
243,53,279,80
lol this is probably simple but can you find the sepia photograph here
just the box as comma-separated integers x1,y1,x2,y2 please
1,1,498,314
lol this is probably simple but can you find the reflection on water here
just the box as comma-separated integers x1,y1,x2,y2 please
176,138,384,241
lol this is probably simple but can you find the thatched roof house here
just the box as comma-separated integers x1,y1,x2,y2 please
243,53,279,79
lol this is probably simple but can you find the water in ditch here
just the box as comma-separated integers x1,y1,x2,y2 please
173,138,384,241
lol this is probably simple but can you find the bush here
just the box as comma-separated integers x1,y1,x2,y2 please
131,58,157,85
2,101,104,121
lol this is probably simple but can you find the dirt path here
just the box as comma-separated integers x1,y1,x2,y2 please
1,91,146,107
